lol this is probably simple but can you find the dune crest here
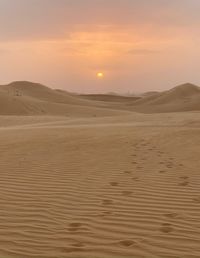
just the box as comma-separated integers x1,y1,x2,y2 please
1,81,200,116
0,81,130,116
128,83,200,113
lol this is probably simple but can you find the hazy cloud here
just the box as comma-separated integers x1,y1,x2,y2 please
0,0,200,92
0,0,200,40
128,49,161,55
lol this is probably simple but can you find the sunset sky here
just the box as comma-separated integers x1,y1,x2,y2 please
0,0,200,93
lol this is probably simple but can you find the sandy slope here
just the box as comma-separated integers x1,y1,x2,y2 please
1,81,200,115
78,83,200,113
128,83,200,113
0,81,126,116
0,112,200,258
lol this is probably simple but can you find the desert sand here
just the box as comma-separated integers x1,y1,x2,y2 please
0,82,200,258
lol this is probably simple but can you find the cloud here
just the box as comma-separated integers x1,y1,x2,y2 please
127,49,161,55
0,0,200,40
1,0,200,93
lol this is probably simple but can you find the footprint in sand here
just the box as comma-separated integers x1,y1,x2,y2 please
166,163,173,168
68,222,83,232
179,176,189,180
160,223,174,233
159,170,166,174
132,161,138,164
121,191,132,197
166,165,173,169
124,170,132,174
102,199,113,205
178,181,189,186
110,182,119,187
132,177,139,181
118,239,135,247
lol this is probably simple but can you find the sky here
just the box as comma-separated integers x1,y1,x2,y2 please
0,0,200,93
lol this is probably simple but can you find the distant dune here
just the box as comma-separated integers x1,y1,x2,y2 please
0,81,200,115
128,83,200,113
0,81,103,106
0,81,130,116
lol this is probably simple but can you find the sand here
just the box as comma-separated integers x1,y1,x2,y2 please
1,82,200,116
0,81,200,257
127,83,200,113
0,81,128,116
0,112,200,258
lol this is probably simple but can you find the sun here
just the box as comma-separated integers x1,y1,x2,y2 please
97,72,104,78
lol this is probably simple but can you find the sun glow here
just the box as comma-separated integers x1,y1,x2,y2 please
97,72,104,78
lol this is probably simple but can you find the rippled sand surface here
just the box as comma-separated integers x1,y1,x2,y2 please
0,113,200,258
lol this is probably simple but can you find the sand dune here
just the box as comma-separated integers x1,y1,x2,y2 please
0,81,97,106
0,112,200,258
0,81,132,117
0,90,127,116
1,81,200,115
129,83,200,113
79,83,200,113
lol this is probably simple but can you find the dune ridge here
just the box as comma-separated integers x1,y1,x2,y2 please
128,83,200,113
1,81,200,116
0,81,131,117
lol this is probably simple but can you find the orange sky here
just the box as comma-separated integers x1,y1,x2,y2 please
0,0,200,93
